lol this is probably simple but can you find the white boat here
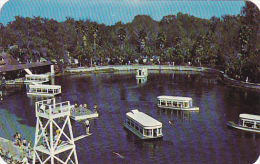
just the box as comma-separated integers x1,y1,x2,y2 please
227,114,260,133
24,74,49,84
136,67,148,78
157,95,199,111
27,84,61,96
124,109,163,139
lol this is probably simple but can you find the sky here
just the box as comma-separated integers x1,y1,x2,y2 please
0,0,258,26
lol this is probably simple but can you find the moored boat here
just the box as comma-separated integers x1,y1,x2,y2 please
157,95,199,111
227,114,260,133
124,109,163,139
27,84,61,96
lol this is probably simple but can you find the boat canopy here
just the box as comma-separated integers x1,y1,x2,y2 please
126,109,162,127
29,84,61,89
239,114,260,121
157,95,192,101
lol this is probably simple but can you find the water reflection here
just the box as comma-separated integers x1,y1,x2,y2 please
157,108,199,122
136,77,147,86
27,94,54,104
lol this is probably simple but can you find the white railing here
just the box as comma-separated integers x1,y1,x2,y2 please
36,99,71,116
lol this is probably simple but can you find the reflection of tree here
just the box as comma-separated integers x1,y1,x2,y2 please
120,86,126,100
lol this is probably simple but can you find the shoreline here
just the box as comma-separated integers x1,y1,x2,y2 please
65,65,260,90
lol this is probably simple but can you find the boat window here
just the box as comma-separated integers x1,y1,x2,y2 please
256,123,260,129
167,101,172,106
184,102,189,108
43,89,47,93
244,121,254,128
135,124,138,130
127,118,130,125
130,120,134,127
161,100,166,106
144,129,152,136
173,102,177,107
158,128,162,134
157,100,160,105
139,127,143,134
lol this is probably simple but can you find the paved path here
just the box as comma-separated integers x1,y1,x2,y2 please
66,65,206,73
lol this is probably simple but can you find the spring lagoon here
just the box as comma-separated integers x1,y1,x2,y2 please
0,70,259,164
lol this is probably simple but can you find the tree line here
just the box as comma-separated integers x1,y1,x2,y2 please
0,1,259,83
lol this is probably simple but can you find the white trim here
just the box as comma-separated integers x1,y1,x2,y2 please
239,114,260,121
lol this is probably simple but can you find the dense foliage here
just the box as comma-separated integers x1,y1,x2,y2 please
0,1,259,82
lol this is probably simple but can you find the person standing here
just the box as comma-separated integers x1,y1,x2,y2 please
85,120,90,134
94,104,98,113
22,138,27,151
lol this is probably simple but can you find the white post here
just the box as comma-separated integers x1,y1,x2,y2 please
51,65,55,76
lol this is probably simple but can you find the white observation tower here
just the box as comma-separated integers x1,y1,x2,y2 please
33,98,78,164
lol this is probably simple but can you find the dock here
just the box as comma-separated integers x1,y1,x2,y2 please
70,106,99,120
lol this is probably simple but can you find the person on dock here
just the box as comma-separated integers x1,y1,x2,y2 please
84,104,88,114
22,138,27,151
16,133,21,147
94,104,98,113
27,141,32,156
79,104,83,112
21,156,29,164
85,119,90,134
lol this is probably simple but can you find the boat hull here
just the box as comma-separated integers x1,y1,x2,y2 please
124,123,163,139
227,121,260,133
158,105,199,111
27,92,61,96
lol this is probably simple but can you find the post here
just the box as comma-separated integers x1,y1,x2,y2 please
50,65,55,76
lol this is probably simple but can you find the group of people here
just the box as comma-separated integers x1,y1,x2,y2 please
72,103,98,114
13,133,32,153
0,147,30,164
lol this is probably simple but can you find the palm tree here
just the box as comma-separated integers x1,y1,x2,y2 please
157,32,167,54
138,29,147,58
91,22,98,66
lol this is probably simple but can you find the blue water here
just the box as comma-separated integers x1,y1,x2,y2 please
0,70,259,164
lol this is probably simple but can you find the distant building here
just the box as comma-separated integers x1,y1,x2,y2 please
0,52,53,81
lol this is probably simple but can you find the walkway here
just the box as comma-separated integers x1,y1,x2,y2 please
0,137,33,162
65,65,260,90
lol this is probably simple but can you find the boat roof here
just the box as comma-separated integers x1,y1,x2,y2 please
126,109,162,127
239,114,260,121
29,84,61,88
26,74,49,77
157,95,192,101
